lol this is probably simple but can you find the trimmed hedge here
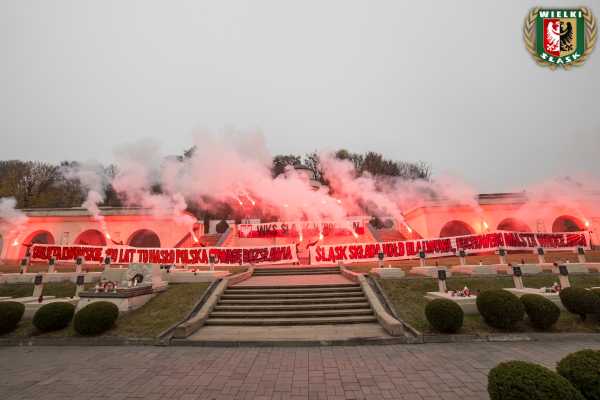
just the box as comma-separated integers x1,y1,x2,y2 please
425,298,464,333
74,301,119,335
488,360,585,400
476,290,524,330
32,302,75,332
0,301,26,334
559,288,600,321
521,294,561,330
557,349,600,400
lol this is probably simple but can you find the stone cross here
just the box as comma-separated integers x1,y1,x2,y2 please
437,269,447,293
32,274,44,298
576,247,586,263
557,265,571,289
511,265,524,289
458,249,467,266
497,248,507,265
48,256,56,273
419,251,426,267
75,274,85,296
536,247,546,264
75,256,85,273
19,257,30,274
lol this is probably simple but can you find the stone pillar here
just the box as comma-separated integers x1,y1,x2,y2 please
558,265,571,289
511,265,524,289
497,248,507,265
75,256,85,273
48,256,56,273
75,275,85,297
437,269,447,293
419,251,426,267
576,247,586,263
536,247,546,264
32,274,44,299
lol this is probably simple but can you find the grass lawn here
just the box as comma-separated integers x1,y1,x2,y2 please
0,281,84,298
378,274,600,335
1,283,209,339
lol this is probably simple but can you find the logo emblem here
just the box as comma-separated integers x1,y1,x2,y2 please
524,7,597,69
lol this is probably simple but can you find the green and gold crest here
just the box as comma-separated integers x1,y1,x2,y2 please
524,7,596,69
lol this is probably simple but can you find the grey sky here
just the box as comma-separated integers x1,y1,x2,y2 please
1,0,599,192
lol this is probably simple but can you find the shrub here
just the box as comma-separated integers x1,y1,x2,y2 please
476,290,524,330
559,288,600,321
0,301,26,334
488,360,585,400
74,301,119,335
521,294,561,330
425,298,463,333
557,349,600,400
32,302,75,332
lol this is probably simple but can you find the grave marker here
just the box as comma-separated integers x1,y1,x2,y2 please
536,247,546,264
75,256,84,273
32,274,44,299
576,246,586,263
48,256,57,273
437,269,447,293
558,265,571,288
512,265,524,289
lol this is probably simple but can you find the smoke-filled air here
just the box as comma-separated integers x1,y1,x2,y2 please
1,130,599,240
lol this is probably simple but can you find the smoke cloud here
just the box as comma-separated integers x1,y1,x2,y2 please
57,130,599,238
0,197,28,239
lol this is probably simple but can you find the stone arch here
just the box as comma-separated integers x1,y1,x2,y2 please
128,229,161,248
74,229,107,246
439,220,475,238
20,230,56,258
552,215,586,232
497,218,532,232
23,230,55,245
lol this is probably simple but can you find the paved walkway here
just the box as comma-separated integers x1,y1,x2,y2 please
186,324,390,343
2,340,599,400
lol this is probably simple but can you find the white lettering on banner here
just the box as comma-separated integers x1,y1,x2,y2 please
237,219,366,238
309,231,590,265
30,243,298,266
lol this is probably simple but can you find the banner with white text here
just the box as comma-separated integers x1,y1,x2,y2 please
30,243,298,267
309,231,590,265
237,219,366,238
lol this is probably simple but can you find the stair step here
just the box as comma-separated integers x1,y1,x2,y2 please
218,297,368,305
253,268,340,273
220,292,365,299
210,308,373,318
214,302,371,311
205,315,377,326
228,284,359,290
252,271,341,276
224,287,362,295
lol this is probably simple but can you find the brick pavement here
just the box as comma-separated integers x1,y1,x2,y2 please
1,340,599,400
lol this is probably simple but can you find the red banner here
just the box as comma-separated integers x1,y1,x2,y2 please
310,231,590,265
30,243,298,267
237,219,366,238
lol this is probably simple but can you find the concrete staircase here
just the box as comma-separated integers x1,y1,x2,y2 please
206,283,376,326
252,266,341,276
